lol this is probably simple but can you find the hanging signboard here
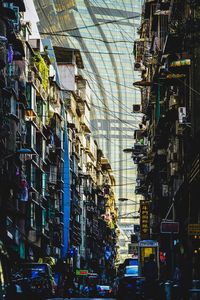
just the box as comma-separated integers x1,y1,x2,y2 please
160,221,179,234
140,201,150,240
188,224,200,236
76,269,88,276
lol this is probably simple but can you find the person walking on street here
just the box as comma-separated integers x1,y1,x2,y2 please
180,253,192,300
144,254,158,300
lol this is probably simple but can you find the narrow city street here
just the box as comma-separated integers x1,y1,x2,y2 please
48,299,116,300
1,1,200,300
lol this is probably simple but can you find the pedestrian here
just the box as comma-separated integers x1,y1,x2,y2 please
63,275,74,299
180,253,193,300
172,264,182,300
144,254,158,300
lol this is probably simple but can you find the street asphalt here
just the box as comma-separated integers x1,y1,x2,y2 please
49,298,116,300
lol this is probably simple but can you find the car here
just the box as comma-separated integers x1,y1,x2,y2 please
124,265,139,277
20,263,56,298
123,258,139,267
116,276,145,300
96,285,113,298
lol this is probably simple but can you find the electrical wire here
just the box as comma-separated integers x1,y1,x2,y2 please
86,72,141,128
88,0,137,100
91,0,137,42
39,14,141,34
81,0,134,134
39,31,134,44
33,1,140,189
84,69,140,92
37,1,140,132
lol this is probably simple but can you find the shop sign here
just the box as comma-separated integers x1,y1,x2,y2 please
188,224,200,236
139,240,158,247
140,201,150,240
76,269,88,276
161,221,179,234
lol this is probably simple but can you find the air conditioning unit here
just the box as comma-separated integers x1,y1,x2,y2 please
133,104,141,113
134,62,145,71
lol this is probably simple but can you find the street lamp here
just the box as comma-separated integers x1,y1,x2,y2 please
118,198,138,204
123,148,134,153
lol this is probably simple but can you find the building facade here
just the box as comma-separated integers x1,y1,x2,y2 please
0,1,118,281
33,0,143,261
134,0,200,279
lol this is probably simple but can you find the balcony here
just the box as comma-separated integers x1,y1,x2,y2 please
32,155,43,170
72,198,82,215
189,154,200,185
134,39,145,66
71,219,81,245
76,100,85,116
51,115,62,140
131,144,148,164
26,84,37,116
81,114,91,133
70,156,79,177
47,168,57,185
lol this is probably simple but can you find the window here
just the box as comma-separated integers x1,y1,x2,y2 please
30,203,36,228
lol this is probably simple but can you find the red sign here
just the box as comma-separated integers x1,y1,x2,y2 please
160,221,179,234
80,271,88,275
76,269,88,276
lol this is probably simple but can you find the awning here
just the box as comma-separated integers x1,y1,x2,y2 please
133,80,152,87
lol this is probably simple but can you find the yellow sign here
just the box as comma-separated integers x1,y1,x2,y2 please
140,201,150,239
188,224,200,235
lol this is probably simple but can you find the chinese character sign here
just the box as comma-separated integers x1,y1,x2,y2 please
140,201,150,239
